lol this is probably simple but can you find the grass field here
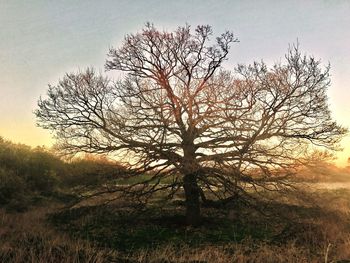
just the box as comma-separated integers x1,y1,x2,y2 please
1,186,350,262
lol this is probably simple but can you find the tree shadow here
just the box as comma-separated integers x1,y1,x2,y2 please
48,195,350,253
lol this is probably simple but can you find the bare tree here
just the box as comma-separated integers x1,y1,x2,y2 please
36,24,346,226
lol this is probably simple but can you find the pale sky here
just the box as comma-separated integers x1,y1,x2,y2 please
1,0,350,165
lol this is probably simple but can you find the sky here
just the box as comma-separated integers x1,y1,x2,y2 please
1,0,350,166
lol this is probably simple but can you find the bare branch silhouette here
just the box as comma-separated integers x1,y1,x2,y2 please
36,24,347,225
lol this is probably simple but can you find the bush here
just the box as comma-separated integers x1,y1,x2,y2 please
0,137,64,210
0,168,26,205
0,168,31,211
61,155,127,188
0,137,127,210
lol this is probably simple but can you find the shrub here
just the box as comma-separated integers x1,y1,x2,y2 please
0,137,63,210
0,168,31,211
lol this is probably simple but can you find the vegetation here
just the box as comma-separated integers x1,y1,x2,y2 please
0,137,125,211
2,23,350,262
0,137,63,211
1,187,350,262
36,24,346,225
0,136,350,261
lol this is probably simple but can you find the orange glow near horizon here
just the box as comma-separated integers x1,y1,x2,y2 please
0,122,53,148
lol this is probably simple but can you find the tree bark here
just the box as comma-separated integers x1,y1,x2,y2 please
183,173,201,226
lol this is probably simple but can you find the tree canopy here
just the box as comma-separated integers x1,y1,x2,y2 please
36,24,347,225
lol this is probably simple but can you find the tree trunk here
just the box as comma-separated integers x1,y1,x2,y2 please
183,173,201,226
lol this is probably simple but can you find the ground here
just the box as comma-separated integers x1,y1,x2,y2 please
1,186,350,263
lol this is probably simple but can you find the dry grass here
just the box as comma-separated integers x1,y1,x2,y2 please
0,207,119,263
1,188,350,263
124,242,320,263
